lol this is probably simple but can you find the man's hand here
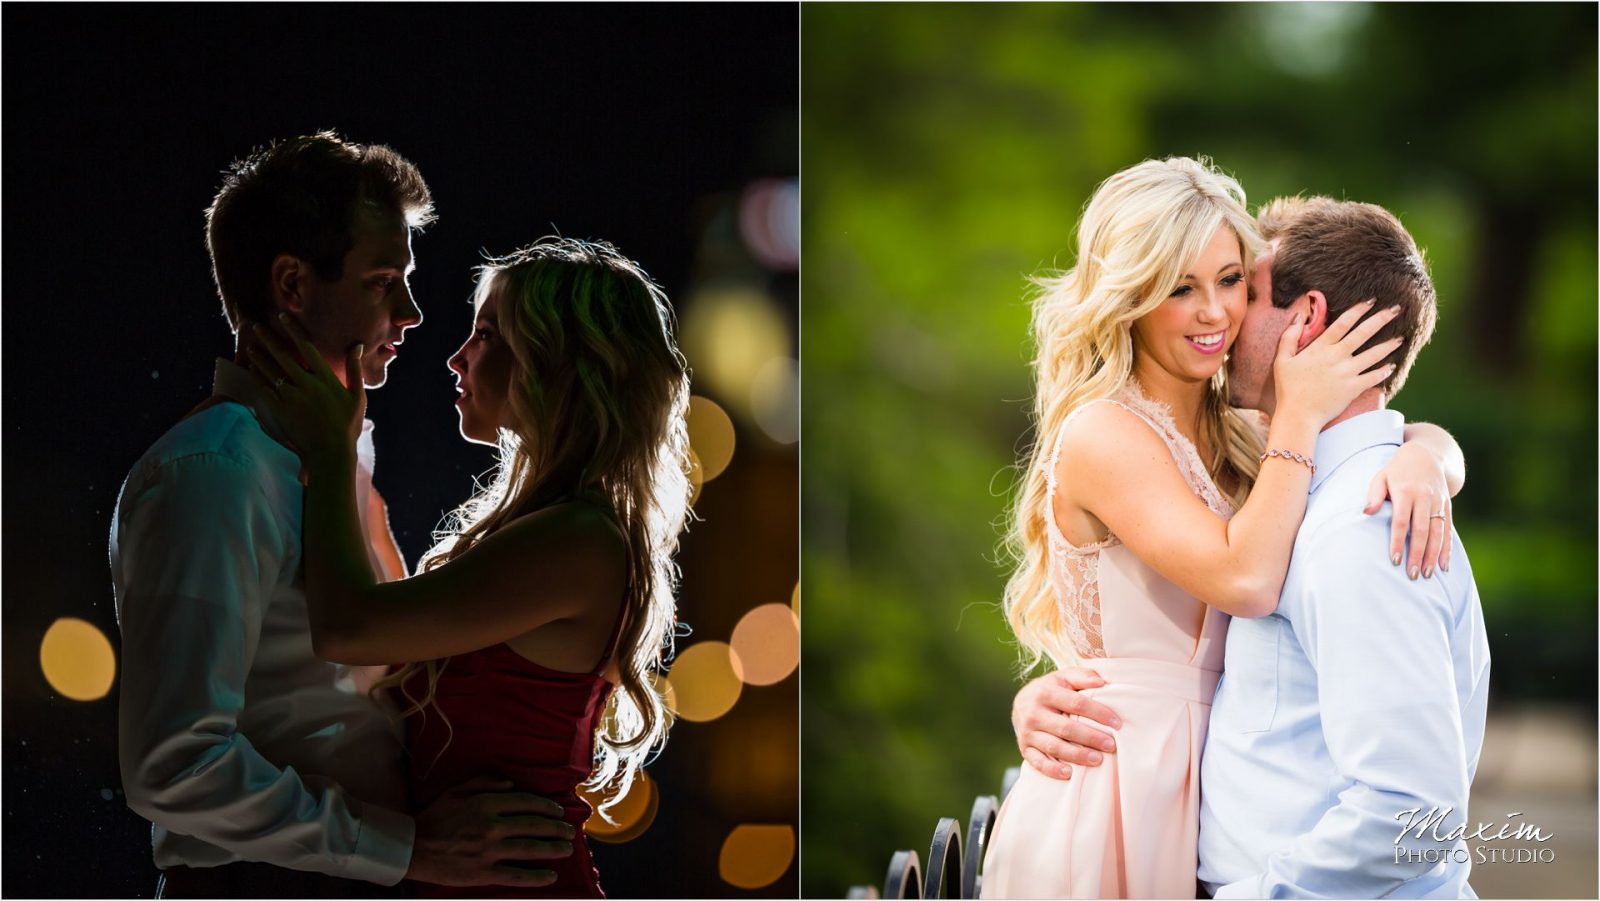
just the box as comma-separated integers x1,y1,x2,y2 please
407,777,575,888
1012,667,1122,781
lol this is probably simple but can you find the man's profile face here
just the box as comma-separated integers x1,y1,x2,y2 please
1227,242,1297,414
297,210,421,388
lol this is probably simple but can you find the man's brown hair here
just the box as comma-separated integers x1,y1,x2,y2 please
1262,196,1437,398
204,131,435,333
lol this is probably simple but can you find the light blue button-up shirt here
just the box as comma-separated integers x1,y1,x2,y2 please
1199,410,1491,898
111,360,412,883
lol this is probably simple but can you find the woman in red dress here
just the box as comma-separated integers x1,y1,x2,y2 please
247,237,692,897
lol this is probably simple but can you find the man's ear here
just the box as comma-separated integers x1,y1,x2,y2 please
269,254,309,314
1295,291,1329,351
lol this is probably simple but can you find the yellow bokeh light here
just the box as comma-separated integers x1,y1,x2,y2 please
730,604,799,686
40,617,116,702
665,641,744,722
687,396,736,482
719,824,796,890
680,287,790,416
582,771,658,844
688,448,705,506
750,356,799,445
652,672,678,716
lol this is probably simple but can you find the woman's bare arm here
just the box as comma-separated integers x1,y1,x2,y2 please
1063,402,1319,618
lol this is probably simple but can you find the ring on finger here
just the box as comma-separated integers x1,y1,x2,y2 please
1429,512,1446,521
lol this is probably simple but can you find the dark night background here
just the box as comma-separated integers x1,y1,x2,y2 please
4,4,798,898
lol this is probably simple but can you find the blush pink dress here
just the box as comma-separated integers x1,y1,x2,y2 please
981,380,1234,899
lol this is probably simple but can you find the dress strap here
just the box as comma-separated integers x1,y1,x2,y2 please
1044,416,1071,508
1045,400,1112,508
1042,400,1128,555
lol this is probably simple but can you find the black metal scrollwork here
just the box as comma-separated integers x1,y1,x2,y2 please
885,848,923,898
845,771,1011,899
923,817,962,899
963,795,998,899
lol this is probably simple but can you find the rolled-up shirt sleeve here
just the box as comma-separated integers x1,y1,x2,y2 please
1213,515,1470,899
114,451,413,884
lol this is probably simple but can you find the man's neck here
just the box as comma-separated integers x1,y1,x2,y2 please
235,338,355,389
1320,388,1386,432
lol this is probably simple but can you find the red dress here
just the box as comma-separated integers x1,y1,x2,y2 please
403,630,618,899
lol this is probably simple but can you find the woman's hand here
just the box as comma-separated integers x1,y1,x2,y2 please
1365,443,1453,579
242,313,367,472
1273,300,1402,429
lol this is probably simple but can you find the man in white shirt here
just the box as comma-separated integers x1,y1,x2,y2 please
1008,197,1490,897
111,133,572,897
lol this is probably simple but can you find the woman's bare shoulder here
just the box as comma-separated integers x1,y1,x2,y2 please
1057,399,1171,475
509,498,627,558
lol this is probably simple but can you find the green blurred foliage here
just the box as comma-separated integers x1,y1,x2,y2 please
800,4,1596,895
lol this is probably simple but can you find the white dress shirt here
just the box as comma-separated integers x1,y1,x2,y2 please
110,359,413,884
1199,410,1491,898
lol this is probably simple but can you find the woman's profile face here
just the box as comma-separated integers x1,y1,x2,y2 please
447,287,515,445
1130,224,1247,386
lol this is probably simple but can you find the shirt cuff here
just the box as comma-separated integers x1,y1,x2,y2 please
342,800,414,886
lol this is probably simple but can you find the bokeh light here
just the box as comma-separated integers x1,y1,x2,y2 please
688,448,706,506
665,641,745,722
680,286,790,416
751,356,799,445
719,824,797,889
738,178,800,272
39,618,116,702
652,672,678,717
688,396,737,482
791,582,800,614
730,603,799,686
582,771,659,844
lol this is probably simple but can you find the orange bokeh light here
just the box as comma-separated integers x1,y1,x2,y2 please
664,641,744,722
719,824,796,889
687,396,736,482
582,771,659,844
39,618,116,701
730,603,799,686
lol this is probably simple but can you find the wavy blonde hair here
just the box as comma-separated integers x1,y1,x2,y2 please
374,237,692,812
1002,157,1267,673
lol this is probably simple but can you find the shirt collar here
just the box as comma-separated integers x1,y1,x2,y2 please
212,358,376,471
1309,409,1404,494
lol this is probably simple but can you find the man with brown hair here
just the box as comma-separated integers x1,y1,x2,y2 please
1227,195,1439,420
111,133,570,897
1009,198,1490,897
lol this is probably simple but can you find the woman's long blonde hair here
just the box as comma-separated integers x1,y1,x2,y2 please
1002,157,1267,673
374,237,692,811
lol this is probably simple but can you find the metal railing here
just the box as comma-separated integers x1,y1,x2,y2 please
846,767,1020,899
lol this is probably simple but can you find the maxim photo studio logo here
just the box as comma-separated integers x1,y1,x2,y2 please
1393,807,1555,865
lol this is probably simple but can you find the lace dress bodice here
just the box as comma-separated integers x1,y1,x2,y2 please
1044,379,1236,660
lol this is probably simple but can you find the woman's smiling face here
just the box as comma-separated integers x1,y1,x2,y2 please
1130,224,1248,385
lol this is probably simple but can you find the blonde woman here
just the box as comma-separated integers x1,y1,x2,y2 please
247,238,691,898
980,159,1461,898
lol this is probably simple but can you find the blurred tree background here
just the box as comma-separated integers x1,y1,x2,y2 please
800,4,1595,897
